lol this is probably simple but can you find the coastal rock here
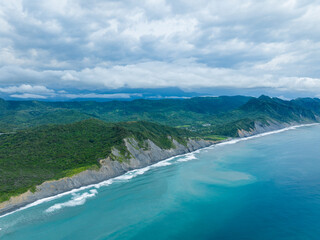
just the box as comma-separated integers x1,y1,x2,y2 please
0,138,212,215
237,120,299,137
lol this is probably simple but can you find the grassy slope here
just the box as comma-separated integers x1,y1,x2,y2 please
0,119,192,203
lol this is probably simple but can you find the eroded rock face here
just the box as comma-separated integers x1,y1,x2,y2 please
237,121,299,137
0,138,212,215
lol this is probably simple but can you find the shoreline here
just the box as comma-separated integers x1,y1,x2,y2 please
0,138,214,217
0,122,319,218
0,145,217,219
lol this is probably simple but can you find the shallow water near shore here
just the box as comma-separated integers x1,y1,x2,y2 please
1,124,320,239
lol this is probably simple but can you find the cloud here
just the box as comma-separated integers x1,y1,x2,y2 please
0,84,56,99
63,93,142,99
0,0,320,98
0,83,143,99
0,84,54,94
10,93,48,99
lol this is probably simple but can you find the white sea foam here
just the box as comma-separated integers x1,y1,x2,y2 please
45,189,98,213
177,153,197,162
216,139,241,146
1,123,318,218
114,166,151,181
216,123,319,147
94,179,114,189
0,182,103,219
152,161,172,167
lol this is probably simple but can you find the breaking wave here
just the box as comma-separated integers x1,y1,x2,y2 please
177,153,197,162
215,123,319,147
45,189,98,213
1,123,318,218
114,167,151,181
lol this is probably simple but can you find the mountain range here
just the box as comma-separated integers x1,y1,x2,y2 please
0,95,320,207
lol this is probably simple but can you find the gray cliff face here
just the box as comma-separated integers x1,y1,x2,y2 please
0,138,212,215
237,120,312,137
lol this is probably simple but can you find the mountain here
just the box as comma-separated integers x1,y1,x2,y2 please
0,95,319,137
192,95,320,136
0,96,251,132
1,95,320,213
240,95,317,122
291,97,320,114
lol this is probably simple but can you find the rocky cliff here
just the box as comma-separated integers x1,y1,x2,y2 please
0,137,212,215
237,120,310,137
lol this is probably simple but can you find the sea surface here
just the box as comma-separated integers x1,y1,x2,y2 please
1,124,320,240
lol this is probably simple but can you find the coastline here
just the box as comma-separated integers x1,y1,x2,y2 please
0,138,214,217
0,121,319,218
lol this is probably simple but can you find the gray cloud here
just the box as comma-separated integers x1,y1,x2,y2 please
0,0,320,98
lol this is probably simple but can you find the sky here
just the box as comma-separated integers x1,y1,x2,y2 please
0,0,320,100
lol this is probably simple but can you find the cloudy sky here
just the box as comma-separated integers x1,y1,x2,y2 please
0,0,320,100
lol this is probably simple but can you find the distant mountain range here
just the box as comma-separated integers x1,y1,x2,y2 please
0,95,320,210
1,95,320,136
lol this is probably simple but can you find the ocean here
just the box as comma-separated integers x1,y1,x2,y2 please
1,124,320,240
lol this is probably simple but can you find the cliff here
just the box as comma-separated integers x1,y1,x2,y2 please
0,137,212,216
237,120,311,137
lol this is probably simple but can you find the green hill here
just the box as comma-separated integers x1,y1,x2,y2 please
0,96,251,132
0,95,320,203
197,95,320,137
0,119,192,203
0,95,319,137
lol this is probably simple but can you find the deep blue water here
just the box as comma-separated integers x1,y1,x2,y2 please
1,124,320,240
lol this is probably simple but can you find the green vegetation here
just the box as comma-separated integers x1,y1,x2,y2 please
202,135,228,141
0,95,320,203
0,119,192,203
1,95,319,137
0,96,251,132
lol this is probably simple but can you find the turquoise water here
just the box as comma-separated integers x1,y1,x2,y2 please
1,124,320,240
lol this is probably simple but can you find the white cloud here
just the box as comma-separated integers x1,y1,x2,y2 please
1,62,320,95
61,72,79,81
63,93,142,99
122,17,197,40
254,53,302,71
10,93,48,99
0,0,320,97
0,84,54,94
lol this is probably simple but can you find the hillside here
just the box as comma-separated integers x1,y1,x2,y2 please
0,95,319,137
0,96,251,132
0,119,193,203
194,95,320,136
0,95,320,210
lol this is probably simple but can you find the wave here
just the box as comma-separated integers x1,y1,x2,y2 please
0,182,105,219
1,123,318,218
45,189,98,213
215,123,319,147
44,161,176,214
94,179,114,189
114,166,151,181
152,161,172,167
177,153,197,162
